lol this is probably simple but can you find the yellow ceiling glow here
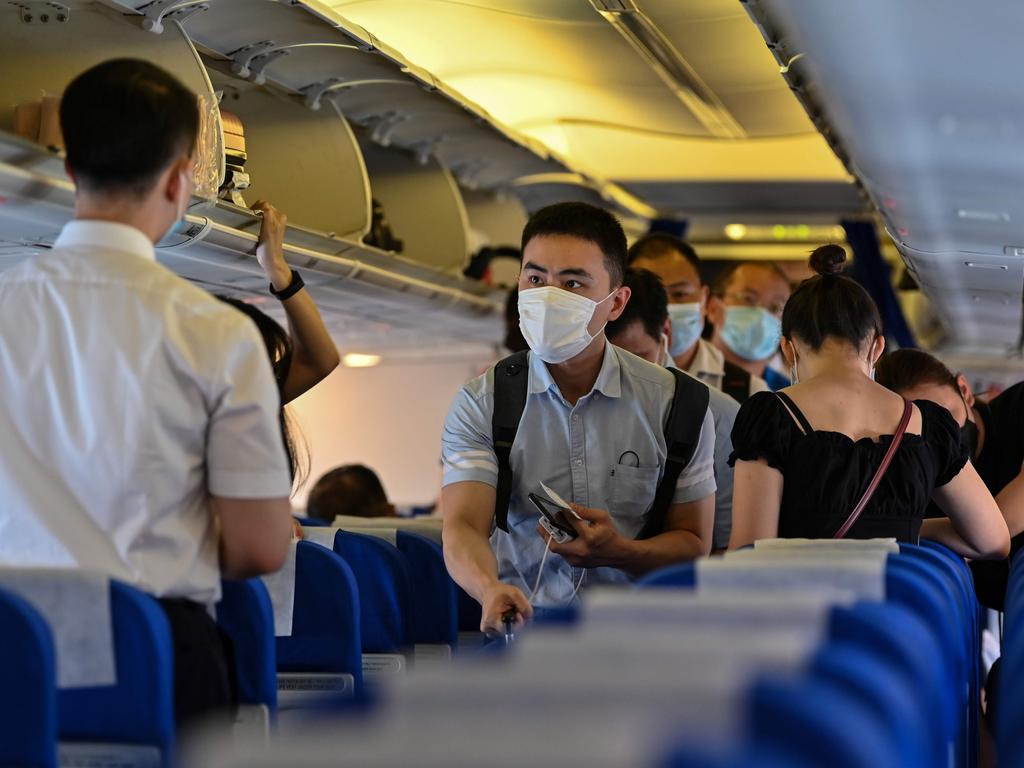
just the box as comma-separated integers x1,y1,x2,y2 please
324,0,849,184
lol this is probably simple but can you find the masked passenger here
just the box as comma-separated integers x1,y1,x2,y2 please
441,203,717,635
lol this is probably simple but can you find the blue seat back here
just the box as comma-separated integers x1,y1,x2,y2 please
333,531,412,652
810,642,929,768
58,582,174,760
747,676,896,768
217,579,276,712
395,531,457,646
635,562,698,588
0,588,57,768
277,541,363,692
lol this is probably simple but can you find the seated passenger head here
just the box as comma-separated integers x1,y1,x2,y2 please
780,245,884,381
606,267,672,365
875,349,976,428
627,235,707,359
306,464,395,521
517,202,631,363
709,260,792,363
60,59,200,242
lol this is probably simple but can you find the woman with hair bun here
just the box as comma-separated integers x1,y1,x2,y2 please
727,245,1009,558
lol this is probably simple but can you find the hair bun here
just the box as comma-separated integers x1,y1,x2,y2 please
809,244,847,277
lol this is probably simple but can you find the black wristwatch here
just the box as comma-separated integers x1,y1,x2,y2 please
269,269,304,300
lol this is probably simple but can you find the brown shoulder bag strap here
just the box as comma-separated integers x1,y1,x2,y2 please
834,398,914,540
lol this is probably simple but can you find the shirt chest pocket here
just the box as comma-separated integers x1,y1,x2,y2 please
608,464,661,537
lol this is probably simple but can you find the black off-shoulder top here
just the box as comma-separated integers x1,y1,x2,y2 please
729,392,968,542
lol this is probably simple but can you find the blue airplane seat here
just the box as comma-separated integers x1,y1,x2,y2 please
395,531,457,647
746,675,896,768
58,581,175,766
809,642,930,768
0,588,56,768
333,530,412,653
216,579,276,712
276,541,363,693
634,561,697,588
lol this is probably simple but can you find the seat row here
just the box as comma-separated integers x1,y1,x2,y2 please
0,518,468,768
187,537,982,768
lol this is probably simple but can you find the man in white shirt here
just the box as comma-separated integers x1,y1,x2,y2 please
0,60,293,724
629,235,769,402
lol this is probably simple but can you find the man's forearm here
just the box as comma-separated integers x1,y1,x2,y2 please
609,529,709,577
442,520,501,603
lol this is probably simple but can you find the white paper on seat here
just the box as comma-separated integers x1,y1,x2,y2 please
754,537,899,553
332,515,443,545
300,526,340,550
696,556,887,601
259,541,297,637
0,568,114,688
340,527,397,546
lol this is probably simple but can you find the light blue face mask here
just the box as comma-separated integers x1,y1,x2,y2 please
721,306,782,362
667,302,704,358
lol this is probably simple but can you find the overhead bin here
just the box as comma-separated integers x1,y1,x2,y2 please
358,136,471,274
744,0,1024,353
0,1,505,351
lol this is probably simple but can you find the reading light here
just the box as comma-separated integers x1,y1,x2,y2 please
724,224,747,240
342,353,382,368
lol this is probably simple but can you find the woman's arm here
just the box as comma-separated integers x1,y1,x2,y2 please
253,200,340,404
728,459,784,549
929,461,1010,559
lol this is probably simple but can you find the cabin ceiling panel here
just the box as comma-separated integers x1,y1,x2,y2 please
323,0,848,192
749,0,1024,352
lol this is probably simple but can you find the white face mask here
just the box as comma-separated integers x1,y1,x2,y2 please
658,334,672,368
518,286,615,364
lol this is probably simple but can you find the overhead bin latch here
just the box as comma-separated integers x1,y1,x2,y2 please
155,216,213,250
228,40,278,80
10,2,68,23
139,0,210,34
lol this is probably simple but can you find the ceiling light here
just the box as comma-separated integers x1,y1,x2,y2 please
342,353,382,368
724,224,747,240
590,0,746,139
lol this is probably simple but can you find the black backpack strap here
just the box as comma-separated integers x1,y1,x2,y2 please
491,350,530,533
636,369,711,540
721,360,752,405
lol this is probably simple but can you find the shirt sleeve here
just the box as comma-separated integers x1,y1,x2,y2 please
206,321,293,499
673,407,717,504
441,377,498,488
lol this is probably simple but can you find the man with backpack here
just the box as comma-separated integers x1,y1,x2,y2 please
441,203,716,635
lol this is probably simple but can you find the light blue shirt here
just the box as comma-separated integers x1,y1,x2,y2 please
667,362,738,550
442,342,716,606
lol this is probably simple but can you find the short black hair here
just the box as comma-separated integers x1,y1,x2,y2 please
60,58,199,195
606,268,669,342
521,202,628,287
782,245,883,352
627,234,701,272
711,260,790,298
307,464,390,521
875,349,957,395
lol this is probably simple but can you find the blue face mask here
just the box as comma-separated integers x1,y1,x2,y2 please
721,306,782,362
667,302,703,358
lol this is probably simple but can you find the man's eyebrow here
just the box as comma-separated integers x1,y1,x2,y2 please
523,261,548,273
557,268,593,280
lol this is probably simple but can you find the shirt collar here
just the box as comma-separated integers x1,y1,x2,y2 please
54,220,156,262
687,338,725,379
528,340,622,399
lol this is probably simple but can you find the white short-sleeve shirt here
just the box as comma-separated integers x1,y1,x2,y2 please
0,221,292,604
442,342,716,606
